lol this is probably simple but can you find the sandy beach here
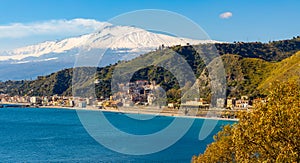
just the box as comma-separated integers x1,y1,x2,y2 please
0,102,239,121
44,105,239,121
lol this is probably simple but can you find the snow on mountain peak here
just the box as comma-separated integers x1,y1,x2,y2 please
0,24,218,61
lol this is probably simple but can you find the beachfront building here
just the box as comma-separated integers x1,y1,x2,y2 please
216,98,226,108
147,94,156,105
226,98,236,109
167,103,175,108
69,99,75,107
0,95,30,104
181,98,210,109
78,101,87,108
30,96,42,105
235,99,251,109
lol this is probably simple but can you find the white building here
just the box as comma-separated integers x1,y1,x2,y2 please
78,101,87,108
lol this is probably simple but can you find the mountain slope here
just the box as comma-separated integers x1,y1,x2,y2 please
220,54,273,97
1,49,300,100
258,51,300,90
215,36,300,62
0,25,210,61
0,24,216,80
220,51,300,97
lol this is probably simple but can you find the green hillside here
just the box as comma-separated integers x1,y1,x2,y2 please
1,37,300,100
215,36,300,61
221,54,273,97
221,51,300,97
258,51,300,90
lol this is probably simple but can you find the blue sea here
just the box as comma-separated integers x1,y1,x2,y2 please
0,107,234,162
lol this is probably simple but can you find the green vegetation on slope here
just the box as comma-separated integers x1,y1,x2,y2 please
259,51,300,91
0,37,300,100
222,54,273,97
215,36,300,61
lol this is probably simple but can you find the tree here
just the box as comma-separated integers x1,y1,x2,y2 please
192,125,235,162
166,88,181,103
192,80,300,162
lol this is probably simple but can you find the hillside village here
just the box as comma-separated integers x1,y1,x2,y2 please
0,80,266,113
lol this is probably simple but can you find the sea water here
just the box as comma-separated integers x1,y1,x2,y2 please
0,108,234,162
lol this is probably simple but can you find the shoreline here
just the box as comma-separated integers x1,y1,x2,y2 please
1,102,239,121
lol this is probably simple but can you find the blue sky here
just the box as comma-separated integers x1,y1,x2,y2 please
0,0,299,50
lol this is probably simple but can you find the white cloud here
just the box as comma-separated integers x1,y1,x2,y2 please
219,12,233,19
0,18,110,39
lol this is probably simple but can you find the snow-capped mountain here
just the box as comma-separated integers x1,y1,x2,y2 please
0,24,218,80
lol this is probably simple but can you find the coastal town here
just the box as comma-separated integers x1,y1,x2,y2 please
0,80,267,118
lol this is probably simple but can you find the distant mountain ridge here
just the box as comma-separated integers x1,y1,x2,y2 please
0,24,219,80
1,25,213,61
